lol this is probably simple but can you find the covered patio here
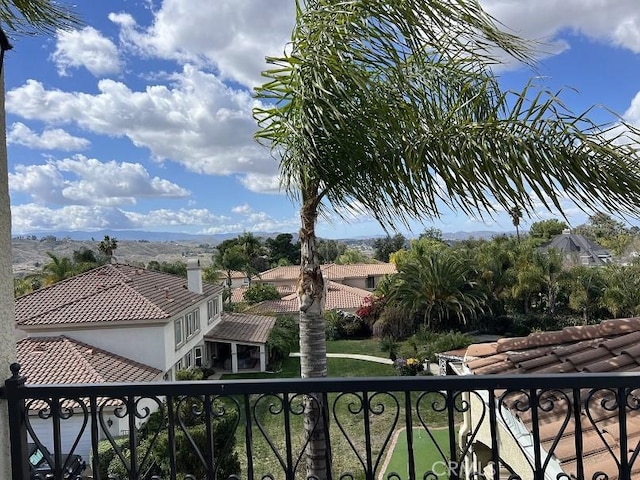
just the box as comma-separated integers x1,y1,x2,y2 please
204,312,275,374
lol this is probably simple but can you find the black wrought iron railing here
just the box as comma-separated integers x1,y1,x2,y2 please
4,363,640,480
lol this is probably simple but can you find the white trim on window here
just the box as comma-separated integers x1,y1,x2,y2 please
174,317,184,348
185,308,200,339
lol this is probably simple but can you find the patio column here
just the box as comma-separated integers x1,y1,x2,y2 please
231,343,238,373
0,66,16,475
259,345,266,372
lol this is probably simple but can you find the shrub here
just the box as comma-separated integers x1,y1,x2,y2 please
379,337,399,360
93,436,129,479
325,309,369,340
175,367,204,381
372,304,415,340
267,315,299,367
418,331,473,362
243,283,281,304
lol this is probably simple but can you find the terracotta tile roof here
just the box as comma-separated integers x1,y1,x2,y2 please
204,312,275,344
247,281,370,314
229,285,296,303
464,317,640,479
17,336,161,385
256,263,396,282
15,264,223,327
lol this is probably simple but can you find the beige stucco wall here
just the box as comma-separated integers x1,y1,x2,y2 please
0,71,16,476
468,393,535,480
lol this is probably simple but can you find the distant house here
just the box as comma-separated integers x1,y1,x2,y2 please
453,317,640,480
254,262,396,291
247,281,372,315
15,261,275,379
539,229,611,265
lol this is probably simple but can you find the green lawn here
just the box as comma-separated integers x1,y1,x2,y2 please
326,338,387,357
220,355,394,380
384,427,453,479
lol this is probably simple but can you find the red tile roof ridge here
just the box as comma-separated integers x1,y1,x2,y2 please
493,317,640,354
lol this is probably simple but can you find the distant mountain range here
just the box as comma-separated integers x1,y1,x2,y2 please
13,229,512,243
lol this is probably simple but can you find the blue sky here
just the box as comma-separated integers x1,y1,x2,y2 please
5,0,640,239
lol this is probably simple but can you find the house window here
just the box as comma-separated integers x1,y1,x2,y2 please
175,359,183,373
174,317,184,347
185,351,192,368
194,346,203,367
185,309,200,338
366,276,375,289
207,296,220,323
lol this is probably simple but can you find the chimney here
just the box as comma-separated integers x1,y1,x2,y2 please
186,258,203,294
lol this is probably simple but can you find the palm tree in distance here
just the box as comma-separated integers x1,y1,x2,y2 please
98,235,118,263
254,1,640,477
509,206,523,242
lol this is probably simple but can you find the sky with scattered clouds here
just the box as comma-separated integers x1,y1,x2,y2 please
5,0,640,238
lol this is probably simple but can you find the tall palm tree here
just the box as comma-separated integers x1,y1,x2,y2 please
254,1,640,476
509,206,523,242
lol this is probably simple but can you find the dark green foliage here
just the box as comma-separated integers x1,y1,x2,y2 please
379,337,399,360
146,260,187,277
372,303,415,340
93,436,129,480
108,400,240,480
373,234,407,262
243,283,281,304
267,315,299,368
265,233,301,266
417,331,474,362
317,239,347,264
528,219,569,242
175,367,204,381
325,309,369,340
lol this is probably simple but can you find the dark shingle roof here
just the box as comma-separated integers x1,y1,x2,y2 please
204,312,275,344
539,233,610,265
15,264,223,327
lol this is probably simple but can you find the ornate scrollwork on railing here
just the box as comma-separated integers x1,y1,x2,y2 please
251,392,321,479
584,388,620,474
25,396,89,475
414,390,459,479
97,395,165,479
173,393,240,478
498,388,573,479
332,390,399,479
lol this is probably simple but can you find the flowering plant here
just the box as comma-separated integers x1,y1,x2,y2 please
393,357,424,376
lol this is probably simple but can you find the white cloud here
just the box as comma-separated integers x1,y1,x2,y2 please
239,173,281,193
231,204,252,215
7,122,90,151
482,0,640,54
52,26,122,77
109,0,295,88
7,66,276,179
9,155,189,206
10,204,227,233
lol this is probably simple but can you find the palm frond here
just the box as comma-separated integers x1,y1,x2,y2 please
1,0,81,36
255,0,640,227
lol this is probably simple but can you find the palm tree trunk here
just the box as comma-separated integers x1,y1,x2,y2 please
298,191,329,479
